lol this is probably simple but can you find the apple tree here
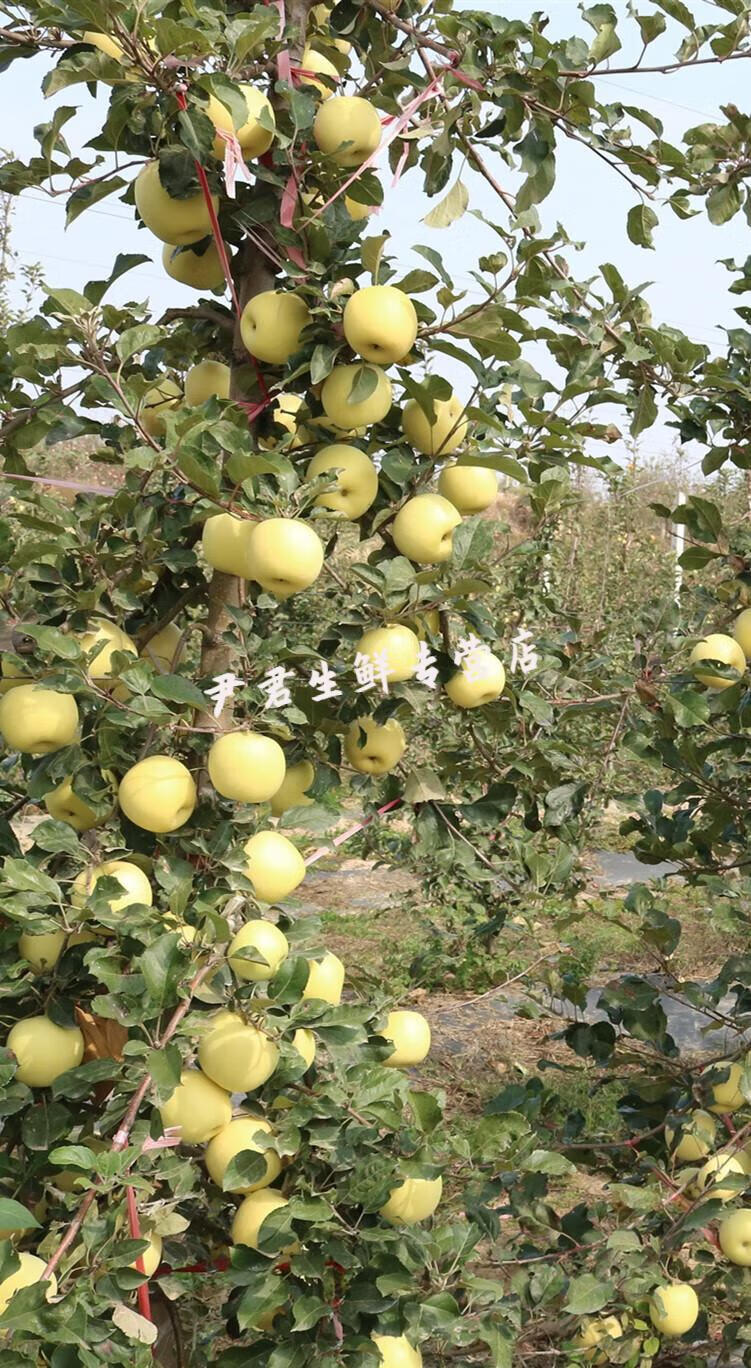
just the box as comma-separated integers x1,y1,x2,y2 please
2,1,751,1365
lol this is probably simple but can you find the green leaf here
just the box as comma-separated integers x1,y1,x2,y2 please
116,325,165,363
423,178,469,229
630,384,657,436
524,1149,576,1175
2,858,61,900
147,1044,182,1097
563,1273,613,1315
348,365,379,405
0,1200,39,1232
362,232,389,282
66,175,126,227
150,674,208,709
404,769,447,804
223,1149,270,1192
626,202,659,248
707,180,743,225
139,933,185,1008
43,286,90,317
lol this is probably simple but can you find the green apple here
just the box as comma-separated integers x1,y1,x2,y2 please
134,160,217,245
690,633,746,689
159,1068,232,1143
402,393,468,456
72,859,153,914
184,359,230,406
228,920,289,981
306,443,379,518
0,1253,57,1315
372,1333,422,1368
380,1176,442,1225
45,776,110,831
0,684,78,754
438,464,498,514
270,760,315,816
345,717,406,775
201,512,255,577
342,285,418,365
243,831,306,902
706,1059,747,1113
7,1015,84,1087
162,241,225,291
206,1116,281,1192
299,44,341,97
356,624,420,682
666,1109,717,1163
313,95,381,166
130,1232,162,1277
303,951,345,1005
381,1010,431,1067
79,618,137,681
208,731,286,803
445,650,505,709
695,1153,745,1200
571,1316,622,1362
292,1028,316,1068
240,290,310,365
392,494,461,564
118,754,197,833
246,518,324,599
140,377,182,437
734,607,751,659
141,622,185,674
232,1189,293,1251
198,1011,279,1093
18,930,66,974
321,363,392,430
648,1282,698,1337
206,84,275,157
719,1208,751,1265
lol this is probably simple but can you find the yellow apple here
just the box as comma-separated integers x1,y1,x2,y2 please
246,518,324,599
201,512,255,577
72,860,153,915
159,1069,232,1143
131,1232,162,1277
719,1208,751,1265
666,1109,717,1163
345,717,406,775
306,444,379,518
402,394,468,456
313,95,381,166
572,1317,622,1362
321,364,392,430
706,1059,747,1113
7,1015,84,1087
0,684,78,754
243,831,306,902
356,624,420,682
0,657,31,694
649,1283,698,1337
292,1028,316,1068
302,951,345,1005
45,777,109,831
343,286,418,365
79,618,137,681
299,44,341,97
198,1012,279,1093
734,607,751,659
134,160,217,245
228,920,289,982
140,377,182,438
162,241,225,291
380,1176,442,1225
18,930,66,974
445,650,505,709
240,290,310,365
345,195,377,221
438,464,498,514
206,1116,281,1192
262,393,313,449
206,84,275,158
0,1253,57,1315
270,760,315,816
381,1011,431,1067
208,731,286,803
372,1334,422,1368
695,1153,745,1200
392,494,461,565
118,754,197,833
690,633,746,689
141,622,185,674
184,359,230,406
232,1189,292,1251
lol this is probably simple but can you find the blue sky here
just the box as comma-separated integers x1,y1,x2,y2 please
2,1,749,470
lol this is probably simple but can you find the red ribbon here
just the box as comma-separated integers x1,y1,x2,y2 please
126,1184,154,1329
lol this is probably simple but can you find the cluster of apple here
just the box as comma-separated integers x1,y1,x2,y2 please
688,606,751,690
